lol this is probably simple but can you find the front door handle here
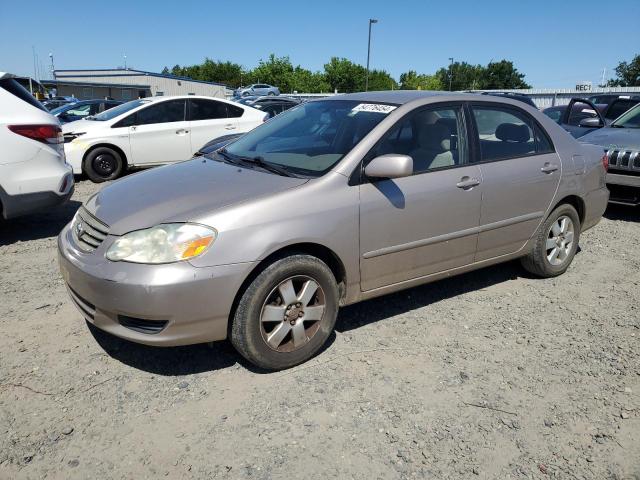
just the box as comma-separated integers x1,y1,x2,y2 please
225,124,236,130
541,163,559,173
456,177,481,189
175,129,189,135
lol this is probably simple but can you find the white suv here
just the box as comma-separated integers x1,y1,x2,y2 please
0,73,74,220
62,95,267,182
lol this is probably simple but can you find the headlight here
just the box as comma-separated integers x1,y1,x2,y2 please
106,223,216,264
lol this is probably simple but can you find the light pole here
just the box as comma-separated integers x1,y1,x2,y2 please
123,54,127,70
365,18,378,91
48,52,55,79
448,57,454,91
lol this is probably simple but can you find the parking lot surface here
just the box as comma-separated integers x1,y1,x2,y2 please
1,179,639,479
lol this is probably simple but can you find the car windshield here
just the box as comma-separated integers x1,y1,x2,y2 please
611,105,640,128
50,103,78,115
90,99,147,121
223,100,397,177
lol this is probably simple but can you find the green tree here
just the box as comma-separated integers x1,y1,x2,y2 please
323,57,367,93
435,62,484,91
366,69,399,91
480,60,530,89
290,66,330,93
245,54,296,92
399,70,443,90
607,54,640,87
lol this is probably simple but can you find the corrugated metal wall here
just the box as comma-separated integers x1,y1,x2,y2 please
473,87,640,108
54,70,230,98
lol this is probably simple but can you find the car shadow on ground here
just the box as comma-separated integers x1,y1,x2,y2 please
336,261,522,333
87,321,337,376
0,199,82,245
604,203,639,222
89,261,523,376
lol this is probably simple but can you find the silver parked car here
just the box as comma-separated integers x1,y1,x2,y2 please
58,91,609,370
234,83,280,97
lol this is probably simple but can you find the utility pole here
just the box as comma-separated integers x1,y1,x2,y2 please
601,68,606,87
448,57,454,91
32,46,38,82
124,54,127,70
365,18,378,91
49,53,55,79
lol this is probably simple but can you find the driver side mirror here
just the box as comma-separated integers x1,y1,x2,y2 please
579,117,603,128
364,154,413,179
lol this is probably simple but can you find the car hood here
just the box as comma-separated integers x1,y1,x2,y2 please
84,158,308,235
62,119,108,134
579,127,640,151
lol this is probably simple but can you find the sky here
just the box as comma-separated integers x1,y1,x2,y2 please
1,0,638,89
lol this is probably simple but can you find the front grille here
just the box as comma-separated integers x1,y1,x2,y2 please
607,150,640,172
67,285,96,320
118,316,168,334
71,207,110,252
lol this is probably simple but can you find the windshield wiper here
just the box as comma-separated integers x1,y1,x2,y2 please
215,148,242,165
238,155,296,177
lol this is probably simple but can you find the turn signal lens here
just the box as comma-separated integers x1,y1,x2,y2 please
602,152,609,172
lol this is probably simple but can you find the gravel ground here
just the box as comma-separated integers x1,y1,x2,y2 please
1,179,639,480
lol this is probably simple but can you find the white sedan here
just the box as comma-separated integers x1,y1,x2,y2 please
63,95,267,182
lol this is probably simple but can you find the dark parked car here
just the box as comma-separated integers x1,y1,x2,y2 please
42,96,78,110
579,104,640,205
586,95,640,125
50,99,123,124
234,95,301,106
194,133,242,156
543,98,606,138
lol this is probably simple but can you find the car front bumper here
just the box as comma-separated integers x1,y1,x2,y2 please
58,223,257,346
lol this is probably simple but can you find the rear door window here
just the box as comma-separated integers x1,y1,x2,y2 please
188,99,228,120
136,100,186,125
227,103,244,118
0,78,48,112
470,106,537,161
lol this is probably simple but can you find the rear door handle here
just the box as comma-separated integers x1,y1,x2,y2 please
541,163,559,173
225,124,236,130
175,129,189,135
456,177,481,189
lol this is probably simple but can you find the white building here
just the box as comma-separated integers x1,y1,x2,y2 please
52,68,231,100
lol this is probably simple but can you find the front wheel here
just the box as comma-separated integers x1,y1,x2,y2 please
83,147,124,183
521,204,581,278
230,254,339,370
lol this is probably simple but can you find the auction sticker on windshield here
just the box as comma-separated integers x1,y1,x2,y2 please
351,103,397,114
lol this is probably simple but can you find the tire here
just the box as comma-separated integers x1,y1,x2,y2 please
268,91,276,96
84,147,124,183
230,254,339,370
520,203,581,278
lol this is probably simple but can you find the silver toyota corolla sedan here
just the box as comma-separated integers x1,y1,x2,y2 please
58,91,609,370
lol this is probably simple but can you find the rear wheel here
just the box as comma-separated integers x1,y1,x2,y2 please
268,91,276,96
230,254,339,370
83,147,124,183
521,204,580,278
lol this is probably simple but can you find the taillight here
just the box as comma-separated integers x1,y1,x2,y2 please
602,152,609,172
8,124,63,145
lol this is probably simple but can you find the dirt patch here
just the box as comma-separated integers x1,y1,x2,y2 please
1,180,639,479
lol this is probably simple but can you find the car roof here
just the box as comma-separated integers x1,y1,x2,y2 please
142,95,231,103
323,90,539,107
